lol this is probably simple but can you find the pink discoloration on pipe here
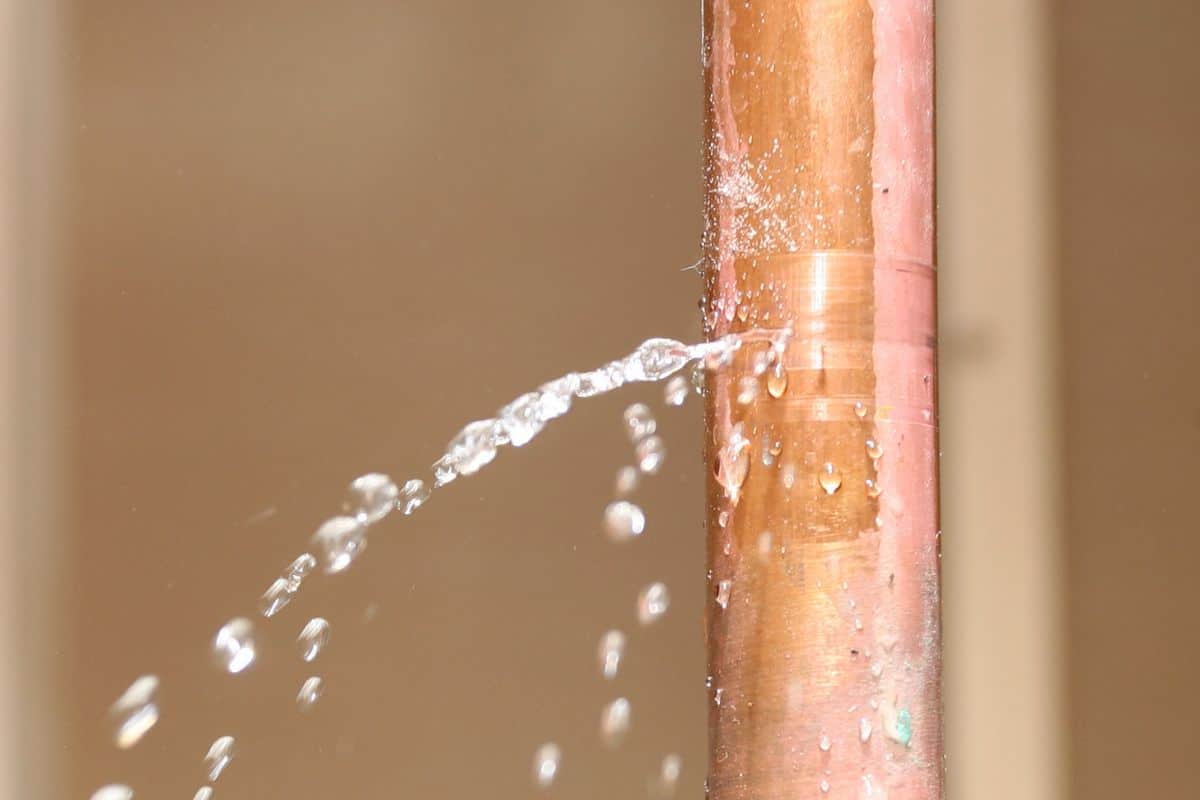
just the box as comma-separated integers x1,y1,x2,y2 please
701,2,940,798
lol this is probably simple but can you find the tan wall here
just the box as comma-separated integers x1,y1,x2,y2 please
1055,1,1200,797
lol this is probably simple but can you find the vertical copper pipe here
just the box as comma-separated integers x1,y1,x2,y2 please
701,1,939,798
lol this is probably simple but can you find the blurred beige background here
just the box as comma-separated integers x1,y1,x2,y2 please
1,0,1196,798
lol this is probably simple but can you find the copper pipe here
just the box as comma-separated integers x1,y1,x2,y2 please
701,1,940,798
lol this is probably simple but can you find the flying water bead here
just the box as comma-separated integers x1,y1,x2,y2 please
614,466,639,496
655,754,683,798
343,473,399,525
258,577,293,618
597,630,626,679
283,552,317,592
109,674,159,749
600,697,632,747
533,742,561,788
203,735,236,782
635,436,666,474
311,515,368,574
663,375,689,406
622,403,657,442
296,676,324,711
212,617,256,674
193,788,213,800
603,500,645,541
637,582,670,625
90,786,133,800
398,478,431,515
298,617,331,662
860,717,873,742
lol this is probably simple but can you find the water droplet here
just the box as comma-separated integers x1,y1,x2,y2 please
194,788,213,800
311,515,368,574
90,786,133,800
284,553,317,592
637,582,670,625
603,501,645,542
635,435,666,474
818,463,842,495
298,617,331,662
296,676,324,711
865,478,882,498
213,618,256,674
499,392,546,447
736,376,758,405
657,754,682,797
600,697,632,747
859,717,873,742
715,579,731,609
598,630,626,679
818,733,831,752
716,423,751,502
203,735,235,782
614,466,639,496
444,419,501,476
767,361,788,398
854,401,869,419
820,779,830,793
865,438,883,460
625,338,690,382
533,742,561,788
398,478,431,515
717,509,729,528
870,661,883,678
109,675,159,749
343,473,398,525
663,375,689,406
622,403,657,441
258,577,293,618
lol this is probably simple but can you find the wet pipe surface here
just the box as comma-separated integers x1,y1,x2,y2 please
700,1,940,798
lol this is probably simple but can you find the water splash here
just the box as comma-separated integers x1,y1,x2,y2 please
88,329,792,797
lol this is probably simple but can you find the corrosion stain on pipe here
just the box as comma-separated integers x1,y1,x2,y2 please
701,1,939,798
